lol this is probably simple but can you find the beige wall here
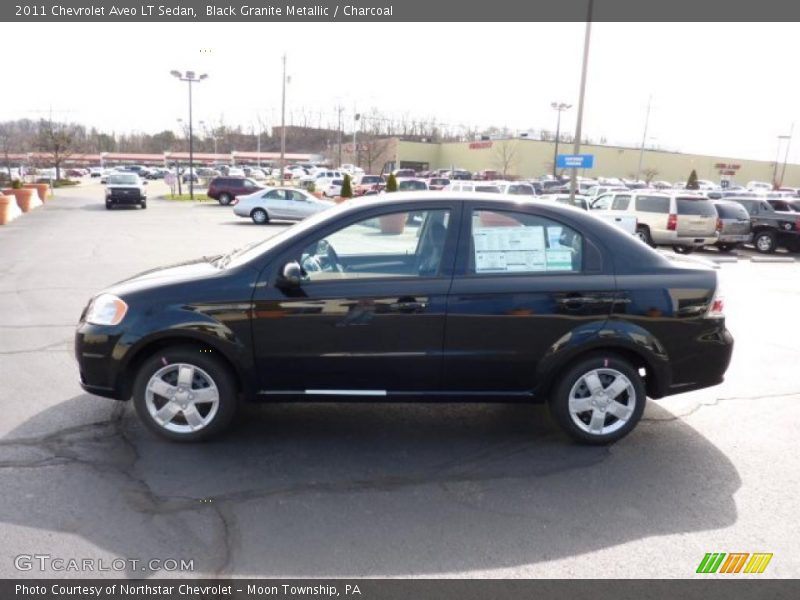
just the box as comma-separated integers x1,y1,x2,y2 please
397,139,800,187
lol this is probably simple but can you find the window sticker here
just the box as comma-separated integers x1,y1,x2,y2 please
473,226,547,273
545,249,574,271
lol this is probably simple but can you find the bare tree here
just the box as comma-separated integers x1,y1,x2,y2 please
0,122,22,179
359,134,393,174
642,167,659,183
37,118,81,180
493,139,519,178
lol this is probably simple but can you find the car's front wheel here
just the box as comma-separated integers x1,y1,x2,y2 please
672,245,695,254
132,346,238,442
549,354,646,445
251,208,269,224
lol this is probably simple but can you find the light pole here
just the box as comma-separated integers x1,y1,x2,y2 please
551,102,572,178
170,70,208,200
569,0,594,202
635,94,653,182
280,53,288,186
353,109,361,167
772,135,791,188
779,124,794,188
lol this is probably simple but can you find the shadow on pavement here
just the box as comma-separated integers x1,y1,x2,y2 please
0,395,740,577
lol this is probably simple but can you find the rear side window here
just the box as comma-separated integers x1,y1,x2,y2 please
611,195,630,210
677,198,716,216
469,210,582,274
635,195,670,213
507,184,534,195
714,203,750,219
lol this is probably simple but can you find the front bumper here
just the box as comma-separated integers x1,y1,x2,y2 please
75,324,128,400
107,191,145,204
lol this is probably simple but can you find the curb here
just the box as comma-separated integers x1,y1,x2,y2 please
749,256,796,263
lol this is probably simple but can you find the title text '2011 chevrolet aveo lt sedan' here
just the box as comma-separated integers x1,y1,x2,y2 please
75,193,733,444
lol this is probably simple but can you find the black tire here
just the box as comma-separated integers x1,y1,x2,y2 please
672,245,695,254
132,346,238,442
218,193,232,206
105,201,112,210
140,200,147,209
635,225,655,247
549,353,646,445
753,230,776,254
251,208,269,225
716,243,735,253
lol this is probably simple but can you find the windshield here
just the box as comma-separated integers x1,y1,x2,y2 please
108,174,139,185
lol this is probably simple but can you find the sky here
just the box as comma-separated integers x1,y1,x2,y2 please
4,21,800,163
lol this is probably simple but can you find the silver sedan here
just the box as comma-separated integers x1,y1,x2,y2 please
232,187,334,224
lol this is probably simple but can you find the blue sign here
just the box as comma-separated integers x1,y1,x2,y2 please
556,154,594,169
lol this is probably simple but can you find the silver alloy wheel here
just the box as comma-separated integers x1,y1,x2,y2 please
252,209,267,223
144,363,220,434
568,368,636,436
756,234,772,252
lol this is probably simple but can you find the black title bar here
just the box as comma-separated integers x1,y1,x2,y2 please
4,0,800,22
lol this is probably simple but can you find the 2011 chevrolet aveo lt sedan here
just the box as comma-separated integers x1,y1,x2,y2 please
75,193,733,444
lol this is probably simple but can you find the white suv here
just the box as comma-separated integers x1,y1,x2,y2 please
591,191,718,253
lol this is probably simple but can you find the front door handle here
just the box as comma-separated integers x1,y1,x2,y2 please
389,298,428,313
556,296,601,308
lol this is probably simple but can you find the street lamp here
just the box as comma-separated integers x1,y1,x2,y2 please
170,70,208,199
550,102,572,178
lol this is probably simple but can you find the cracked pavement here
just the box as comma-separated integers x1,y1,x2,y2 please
0,181,798,578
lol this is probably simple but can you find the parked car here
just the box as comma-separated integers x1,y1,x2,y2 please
392,168,416,178
711,200,752,252
540,194,638,236
320,179,344,198
725,196,800,253
354,175,384,195
207,177,263,205
232,187,333,224
445,181,501,193
104,173,147,210
746,181,772,192
767,198,800,212
496,182,536,196
74,192,732,444
397,179,429,192
591,191,718,253
427,177,450,191
90,167,104,178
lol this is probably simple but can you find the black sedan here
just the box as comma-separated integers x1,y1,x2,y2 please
75,193,733,444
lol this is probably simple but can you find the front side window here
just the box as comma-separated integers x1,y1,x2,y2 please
299,209,451,282
611,195,631,210
592,194,612,210
469,210,582,274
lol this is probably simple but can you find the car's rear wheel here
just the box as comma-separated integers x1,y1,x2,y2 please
672,245,695,254
133,346,238,442
218,193,232,206
754,231,777,253
140,200,147,209
251,208,269,224
105,201,112,210
716,243,735,253
635,225,655,247
549,354,646,445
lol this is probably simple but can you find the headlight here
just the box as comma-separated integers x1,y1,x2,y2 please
86,294,128,326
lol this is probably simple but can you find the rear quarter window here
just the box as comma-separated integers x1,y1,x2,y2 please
635,195,670,213
714,203,750,219
677,198,716,216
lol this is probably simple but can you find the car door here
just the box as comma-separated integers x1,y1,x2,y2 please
260,189,292,219
250,201,461,395
286,190,321,219
442,203,616,394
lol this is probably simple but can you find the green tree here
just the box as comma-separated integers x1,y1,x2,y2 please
385,172,398,192
340,173,353,198
686,169,699,190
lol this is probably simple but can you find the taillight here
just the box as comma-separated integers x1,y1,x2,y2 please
667,213,677,231
716,218,722,232
795,218,800,231
706,295,725,319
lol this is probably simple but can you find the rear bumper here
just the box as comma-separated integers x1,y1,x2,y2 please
652,231,718,247
664,326,733,396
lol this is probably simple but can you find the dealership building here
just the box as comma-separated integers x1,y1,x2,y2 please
352,137,800,186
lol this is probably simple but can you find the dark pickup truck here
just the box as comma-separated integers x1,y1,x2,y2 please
726,196,800,253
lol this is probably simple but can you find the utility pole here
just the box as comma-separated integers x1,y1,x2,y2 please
780,123,795,187
337,104,344,167
353,106,361,167
279,53,287,186
635,94,652,182
569,0,593,202
551,102,572,178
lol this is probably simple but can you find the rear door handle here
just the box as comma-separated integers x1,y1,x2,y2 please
389,298,427,313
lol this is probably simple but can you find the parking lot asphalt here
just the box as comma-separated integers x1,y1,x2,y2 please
0,181,798,578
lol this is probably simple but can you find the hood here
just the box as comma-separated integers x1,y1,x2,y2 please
105,256,222,297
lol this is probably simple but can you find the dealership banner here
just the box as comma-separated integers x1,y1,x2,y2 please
4,0,800,21
3,579,800,599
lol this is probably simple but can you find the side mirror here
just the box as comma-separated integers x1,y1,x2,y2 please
279,261,303,287
143,180,149,185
